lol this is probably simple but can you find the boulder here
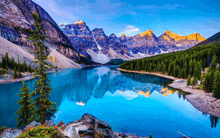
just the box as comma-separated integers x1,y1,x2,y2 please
24,121,40,130
45,120,55,127
57,120,65,127
0,128,22,138
61,124,80,138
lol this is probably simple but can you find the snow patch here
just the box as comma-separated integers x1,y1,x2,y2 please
74,20,84,24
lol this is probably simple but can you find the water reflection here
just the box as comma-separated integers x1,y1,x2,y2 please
0,66,219,136
210,116,219,128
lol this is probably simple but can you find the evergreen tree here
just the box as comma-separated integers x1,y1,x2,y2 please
28,65,32,73
18,70,23,78
16,81,34,128
22,61,28,72
194,61,201,80
13,67,18,79
11,57,15,69
149,134,152,138
203,69,214,92
184,61,188,78
161,63,165,74
211,55,217,70
187,74,191,86
30,13,58,125
213,71,220,98
192,77,198,88
189,59,193,76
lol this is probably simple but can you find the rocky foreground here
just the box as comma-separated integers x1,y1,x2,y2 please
0,113,149,138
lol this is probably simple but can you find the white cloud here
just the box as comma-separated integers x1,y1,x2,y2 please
138,4,184,10
119,25,140,36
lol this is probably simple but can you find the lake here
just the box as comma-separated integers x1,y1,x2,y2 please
0,66,219,137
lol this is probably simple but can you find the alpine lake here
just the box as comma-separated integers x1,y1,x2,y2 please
0,66,220,137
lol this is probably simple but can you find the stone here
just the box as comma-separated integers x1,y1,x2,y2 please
24,121,40,130
0,128,22,138
45,120,55,127
61,124,80,138
57,120,65,127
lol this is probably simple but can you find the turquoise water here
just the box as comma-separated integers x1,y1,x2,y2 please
0,66,219,137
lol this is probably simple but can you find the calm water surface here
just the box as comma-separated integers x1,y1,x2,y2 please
0,66,219,138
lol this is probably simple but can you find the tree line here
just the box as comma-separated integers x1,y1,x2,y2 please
0,52,33,78
120,42,220,98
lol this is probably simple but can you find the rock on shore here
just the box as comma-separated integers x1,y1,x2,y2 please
0,113,149,138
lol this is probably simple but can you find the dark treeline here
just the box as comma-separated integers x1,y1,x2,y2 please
120,42,220,98
0,52,33,78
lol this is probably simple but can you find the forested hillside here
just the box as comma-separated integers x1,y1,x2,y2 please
120,42,220,98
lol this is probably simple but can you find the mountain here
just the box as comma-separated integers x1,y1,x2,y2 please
196,31,220,46
0,0,80,63
117,30,206,55
0,36,81,68
60,22,133,64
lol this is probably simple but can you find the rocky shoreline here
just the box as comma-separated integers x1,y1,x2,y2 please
0,70,57,85
0,113,149,138
118,68,220,118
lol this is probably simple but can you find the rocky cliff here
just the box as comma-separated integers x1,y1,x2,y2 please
61,22,132,64
60,20,98,57
0,0,80,62
115,30,206,55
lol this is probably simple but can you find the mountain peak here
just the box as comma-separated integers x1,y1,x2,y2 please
139,29,154,37
120,33,126,37
73,20,85,25
187,33,206,41
109,33,117,38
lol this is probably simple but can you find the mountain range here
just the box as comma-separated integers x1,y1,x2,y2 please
0,0,215,66
60,20,206,64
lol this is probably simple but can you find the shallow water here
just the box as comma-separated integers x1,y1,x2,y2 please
0,66,219,137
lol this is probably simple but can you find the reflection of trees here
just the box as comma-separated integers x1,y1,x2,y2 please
210,115,219,128
121,72,172,86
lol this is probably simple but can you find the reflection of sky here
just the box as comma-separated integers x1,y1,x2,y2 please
55,87,220,138
1,66,220,137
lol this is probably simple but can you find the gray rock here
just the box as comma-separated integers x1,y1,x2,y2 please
45,120,55,127
24,121,40,130
57,120,65,127
61,124,80,138
0,128,22,138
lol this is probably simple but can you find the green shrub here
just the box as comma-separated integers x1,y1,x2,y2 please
0,126,7,133
17,126,63,138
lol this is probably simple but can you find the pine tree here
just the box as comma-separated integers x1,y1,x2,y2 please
30,13,58,125
213,71,220,98
211,55,217,70
28,65,32,73
187,74,191,86
203,69,214,92
189,59,193,76
18,70,23,78
16,81,34,128
149,134,152,138
192,77,197,88
194,61,201,80
13,67,18,79
184,61,188,78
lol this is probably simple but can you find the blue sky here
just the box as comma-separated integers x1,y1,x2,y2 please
33,0,220,38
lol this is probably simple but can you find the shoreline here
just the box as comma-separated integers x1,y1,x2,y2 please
118,68,220,118
0,70,56,85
